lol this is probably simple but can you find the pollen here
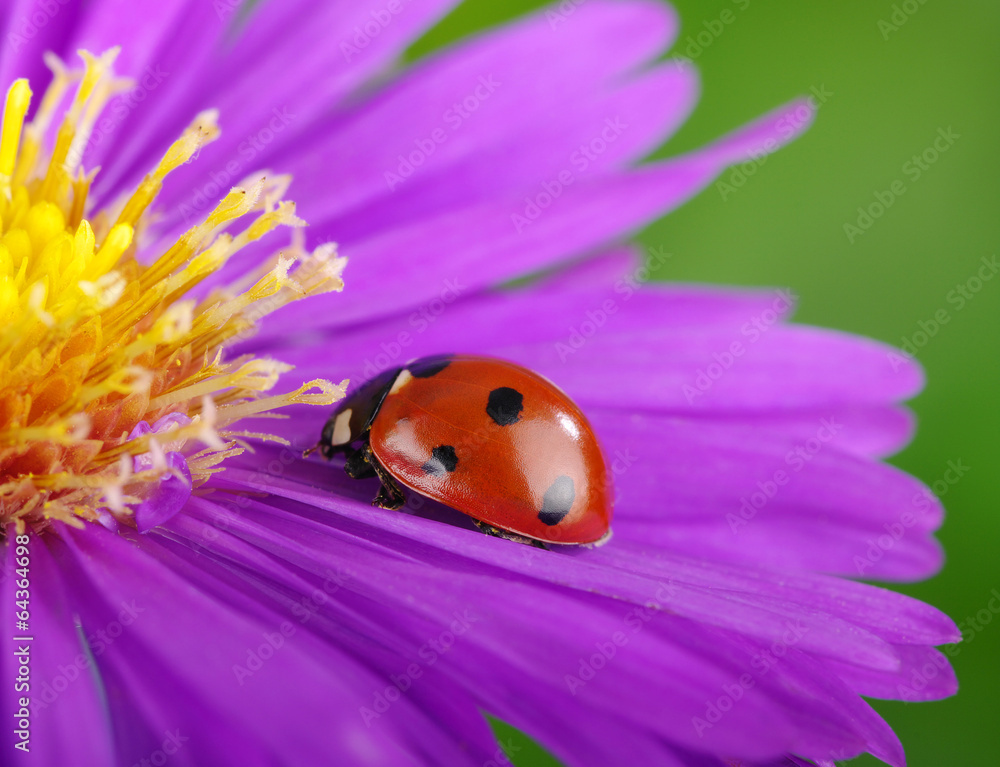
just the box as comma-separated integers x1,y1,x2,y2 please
0,49,347,535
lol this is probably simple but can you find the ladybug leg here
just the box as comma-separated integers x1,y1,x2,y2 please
373,482,406,511
360,445,406,510
343,446,377,479
472,520,547,549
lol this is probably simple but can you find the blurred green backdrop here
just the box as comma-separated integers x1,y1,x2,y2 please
411,1,1000,765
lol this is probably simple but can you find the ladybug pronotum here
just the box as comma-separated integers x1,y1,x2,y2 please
311,355,613,546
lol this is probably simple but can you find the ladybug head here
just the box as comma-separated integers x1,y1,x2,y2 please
313,366,403,459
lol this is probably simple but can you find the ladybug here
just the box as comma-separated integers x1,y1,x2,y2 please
311,354,612,546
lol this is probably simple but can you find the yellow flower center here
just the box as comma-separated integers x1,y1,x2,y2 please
0,49,347,535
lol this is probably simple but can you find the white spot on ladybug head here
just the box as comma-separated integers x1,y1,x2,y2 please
389,369,413,395
331,408,354,446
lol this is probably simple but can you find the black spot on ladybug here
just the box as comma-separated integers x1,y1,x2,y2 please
486,387,523,426
538,475,575,526
410,355,453,378
421,445,458,476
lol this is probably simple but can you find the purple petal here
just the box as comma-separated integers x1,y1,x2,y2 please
164,504,670,767
250,95,813,333
0,530,116,764
257,3,691,235
212,453,959,653
133,451,192,533
70,0,208,78
0,0,84,95
589,409,945,580
827,646,958,702
504,322,922,414
93,0,461,205
54,521,489,765
169,495,897,763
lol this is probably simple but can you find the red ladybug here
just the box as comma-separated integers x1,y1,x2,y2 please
313,355,612,546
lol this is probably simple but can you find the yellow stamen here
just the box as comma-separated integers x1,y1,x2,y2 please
0,51,348,535
0,79,31,192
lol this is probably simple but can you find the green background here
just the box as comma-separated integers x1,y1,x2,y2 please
411,1,999,765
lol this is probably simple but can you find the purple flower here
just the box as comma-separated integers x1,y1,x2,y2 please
0,2,956,766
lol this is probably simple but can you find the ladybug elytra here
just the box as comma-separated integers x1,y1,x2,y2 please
312,355,613,546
